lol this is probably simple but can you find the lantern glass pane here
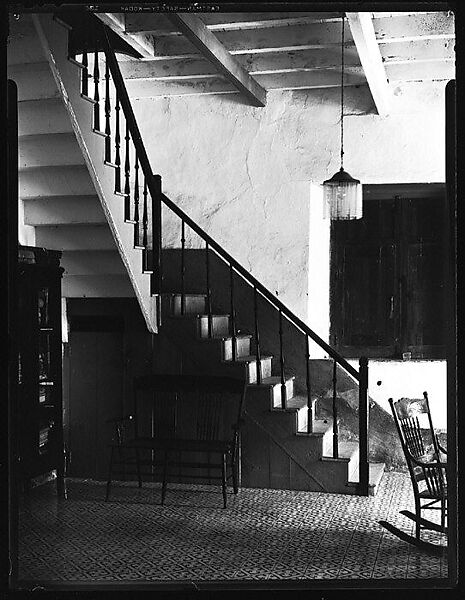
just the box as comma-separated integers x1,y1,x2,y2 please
323,181,363,220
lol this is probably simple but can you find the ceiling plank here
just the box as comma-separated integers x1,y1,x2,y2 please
95,13,155,58
165,13,266,107
347,12,391,116
379,38,455,62
385,60,455,82
372,12,454,42
149,22,354,57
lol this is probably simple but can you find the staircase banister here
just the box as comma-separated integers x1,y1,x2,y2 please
102,26,155,187
159,189,359,381
101,23,359,382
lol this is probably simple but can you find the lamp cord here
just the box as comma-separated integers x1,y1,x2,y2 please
340,13,345,170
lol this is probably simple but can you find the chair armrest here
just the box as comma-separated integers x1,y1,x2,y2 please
436,440,447,455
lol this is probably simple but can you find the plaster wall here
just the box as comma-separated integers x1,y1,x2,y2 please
348,359,447,430
307,183,330,357
134,80,447,324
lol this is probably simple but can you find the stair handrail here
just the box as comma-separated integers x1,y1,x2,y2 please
158,189,360,380
101,30,357,382
97,23,369,495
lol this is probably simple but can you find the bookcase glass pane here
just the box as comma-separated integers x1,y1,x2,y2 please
38,287,50,327
39,333,51,381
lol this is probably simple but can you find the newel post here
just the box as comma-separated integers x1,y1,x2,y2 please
358,356,369,496
152,174,163,295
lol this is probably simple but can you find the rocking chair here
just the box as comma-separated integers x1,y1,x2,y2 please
380,392,447,555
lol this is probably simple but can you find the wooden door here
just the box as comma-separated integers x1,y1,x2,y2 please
331,184,446,359
400,196,446,358
68,328,124,480
331,195,397,358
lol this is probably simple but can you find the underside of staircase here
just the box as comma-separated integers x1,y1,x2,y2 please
9,12,385,496
10,18,134,300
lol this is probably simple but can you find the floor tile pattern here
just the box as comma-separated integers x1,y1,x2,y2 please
17,472,448,583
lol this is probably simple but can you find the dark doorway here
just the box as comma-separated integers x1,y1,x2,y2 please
68,316,124,480
330,183,447,359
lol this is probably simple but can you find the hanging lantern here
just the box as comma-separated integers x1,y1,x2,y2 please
323,14,363,220
323,167,362,220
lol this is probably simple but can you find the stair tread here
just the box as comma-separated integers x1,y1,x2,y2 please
311,418,333,435
286,396,308,410
295,418,333,436
169,293,207,298
322,440,359,462
229,354,273,363
255,375,295,387
199,333,253,341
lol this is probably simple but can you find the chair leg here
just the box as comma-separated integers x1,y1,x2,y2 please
414,497,421,540
232,448,239,495
161,451,168,506
135,448,142,488
221,453,227,508
441,498,446,530
105,446,115,502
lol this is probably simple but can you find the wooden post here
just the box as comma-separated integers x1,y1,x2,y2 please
8,79,19,585
358,356,369,496
151,174,162,295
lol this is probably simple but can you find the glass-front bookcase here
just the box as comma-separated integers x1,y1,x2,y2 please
17,245,66,497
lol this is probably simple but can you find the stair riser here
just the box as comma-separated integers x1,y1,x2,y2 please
18,99,73,136
19,134,84,168
296,407,307,432
62,274,135,298
224,357,272,384
7,62,59,102
20,166,95,198
247,358,272,384
271,378,295,407
348,450,361,482
161,316,263,383
60,251,126,276
172,294,206,315
322,426,333,456
198,315,230,338
24,196,105,226
223,337,251,361
35,225,116,251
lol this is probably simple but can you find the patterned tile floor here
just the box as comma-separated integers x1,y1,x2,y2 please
16,472,448,587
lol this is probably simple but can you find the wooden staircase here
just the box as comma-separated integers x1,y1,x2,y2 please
159,292,384,494
9,12,385,496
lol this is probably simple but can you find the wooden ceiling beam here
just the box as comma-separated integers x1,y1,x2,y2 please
166,13,266,107
346,12,391,116
95,13,155,58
